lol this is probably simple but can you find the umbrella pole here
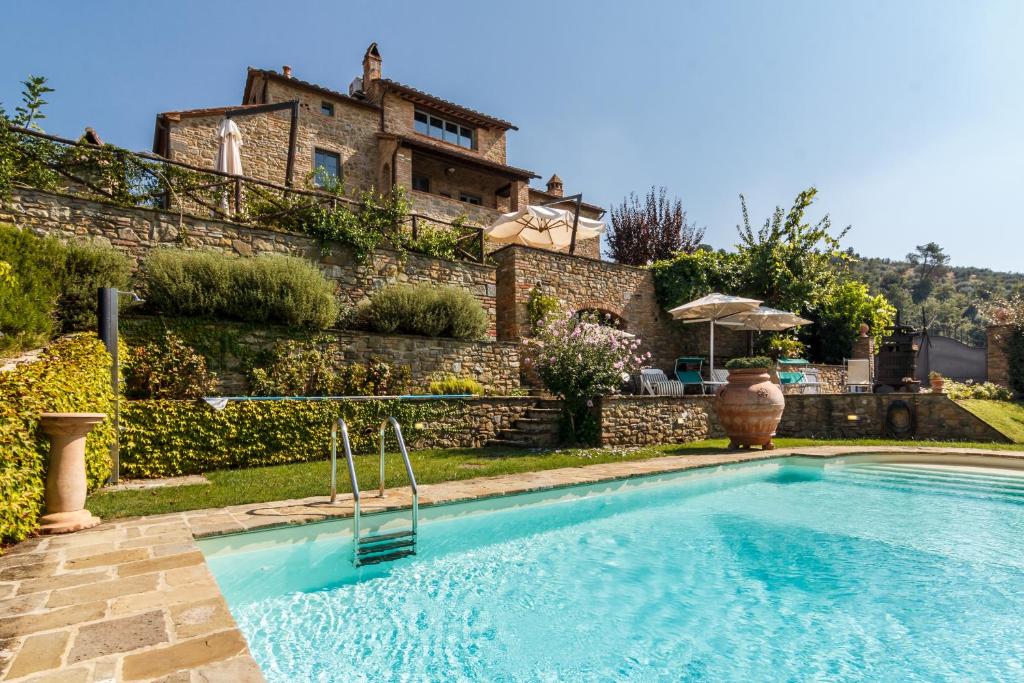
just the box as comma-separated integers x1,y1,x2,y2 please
709,320,715,373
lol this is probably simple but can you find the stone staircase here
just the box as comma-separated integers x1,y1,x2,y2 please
485,399,561,448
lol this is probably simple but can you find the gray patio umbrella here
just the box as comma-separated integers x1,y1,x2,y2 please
667,293,762,372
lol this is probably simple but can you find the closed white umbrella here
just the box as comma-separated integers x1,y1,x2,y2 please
485,205,605,252
216,118,243,213
716,306,812,332
668,293,761,372
215,118,243,176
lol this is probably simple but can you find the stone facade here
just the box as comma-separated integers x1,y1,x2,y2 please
434,397,537,448
598,396,722,446
2,188,499,339
491,244,747,371
986,324,1012,387
779,364,845,395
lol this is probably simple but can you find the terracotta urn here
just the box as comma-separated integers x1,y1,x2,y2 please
930,377,944,393
38,412,106,534
715,368,785,450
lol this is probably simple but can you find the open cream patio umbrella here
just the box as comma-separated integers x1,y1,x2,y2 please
716,306,812,332
485,205,605,252
668,293,762,372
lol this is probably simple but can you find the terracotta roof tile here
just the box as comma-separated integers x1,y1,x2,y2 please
376,78,517,130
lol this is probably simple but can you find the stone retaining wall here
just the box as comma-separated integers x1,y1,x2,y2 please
435,397,537,448
1,188,499,338
776,393,1010,442
598,395,723,446
120,319,520,395
596,392,1009,447
986,324,1013,387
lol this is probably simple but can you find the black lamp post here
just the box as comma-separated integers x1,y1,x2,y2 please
97,287,144,484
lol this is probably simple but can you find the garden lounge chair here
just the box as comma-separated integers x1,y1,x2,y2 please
776,358,808,388
799,367,821,394
674,357,707,395
845,358,872,393
704,367,729,394
640,368,688,396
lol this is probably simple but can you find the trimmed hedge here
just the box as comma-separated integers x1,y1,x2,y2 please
141,248,339,329
0,334,114,547
120,398,455,478
0,223,132,354
360,284,488,339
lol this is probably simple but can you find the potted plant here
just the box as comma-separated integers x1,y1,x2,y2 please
716,356,785,450
929,370,944,393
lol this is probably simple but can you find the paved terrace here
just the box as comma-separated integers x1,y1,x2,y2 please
1,445,1021,682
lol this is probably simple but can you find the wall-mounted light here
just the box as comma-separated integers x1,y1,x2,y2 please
846,414,860,422
445,167,456,175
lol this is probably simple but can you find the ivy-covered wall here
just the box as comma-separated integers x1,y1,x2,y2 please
120,396,535,477
120,318,521,395
0,334,114,547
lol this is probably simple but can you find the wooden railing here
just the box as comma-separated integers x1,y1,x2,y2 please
3,125,487,263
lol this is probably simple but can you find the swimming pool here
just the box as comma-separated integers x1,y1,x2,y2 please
201,456,1024,681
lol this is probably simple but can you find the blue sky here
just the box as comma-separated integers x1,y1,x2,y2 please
2,1,1021,270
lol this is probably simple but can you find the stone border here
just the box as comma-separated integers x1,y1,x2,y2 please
2,445,1021,681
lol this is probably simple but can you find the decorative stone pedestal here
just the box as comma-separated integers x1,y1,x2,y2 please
38,412,106,534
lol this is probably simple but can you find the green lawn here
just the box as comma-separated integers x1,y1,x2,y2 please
957,400,1024,443
86,437,1024,520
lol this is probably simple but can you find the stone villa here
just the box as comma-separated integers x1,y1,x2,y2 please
152,42,605,258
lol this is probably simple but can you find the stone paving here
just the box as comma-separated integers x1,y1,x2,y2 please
1,445,1020,681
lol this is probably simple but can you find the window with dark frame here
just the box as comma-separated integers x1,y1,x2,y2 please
414,109,475,149
459,192,482,206
412,175,430,193
313,148,341,186
320,101,334,117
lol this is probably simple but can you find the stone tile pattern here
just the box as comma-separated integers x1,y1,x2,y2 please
121,319,521,396
0,523,262,682
491,244,747,371
597,393,1010,446
2,188,500,339
986,324,1012,387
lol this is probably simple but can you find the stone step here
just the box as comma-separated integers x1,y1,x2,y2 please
512,418,560,434
525,408,562,420
484,438,536,449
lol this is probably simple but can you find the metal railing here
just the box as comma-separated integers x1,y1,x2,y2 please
4,125,487,263
329,416,419,566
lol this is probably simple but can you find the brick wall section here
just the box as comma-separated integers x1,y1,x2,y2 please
986,324,1012,386
598,396,723,446
491,244,746,370
1,188,498,338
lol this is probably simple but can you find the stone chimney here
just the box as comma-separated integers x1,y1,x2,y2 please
282,65,293,79
545,173,564,197
363,43,382,85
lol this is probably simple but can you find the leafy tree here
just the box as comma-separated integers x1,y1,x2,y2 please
10,76,54,130
736,187,850,313
606,186,705,265
906,242,950,304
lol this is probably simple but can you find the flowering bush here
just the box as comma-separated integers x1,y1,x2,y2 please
943,379,1013,401
525,312,649,443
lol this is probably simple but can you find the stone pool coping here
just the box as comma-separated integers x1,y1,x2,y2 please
1,445,1020,682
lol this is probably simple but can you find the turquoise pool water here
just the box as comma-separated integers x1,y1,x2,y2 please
201,457,1024,682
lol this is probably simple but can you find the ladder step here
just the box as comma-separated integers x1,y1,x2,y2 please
357,538,416,555
358,529,416,545
357,548,415,566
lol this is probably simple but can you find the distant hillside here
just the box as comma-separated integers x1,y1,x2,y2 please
848,253,1024,346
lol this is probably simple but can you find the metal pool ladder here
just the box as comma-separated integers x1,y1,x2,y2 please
330,417,419,567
